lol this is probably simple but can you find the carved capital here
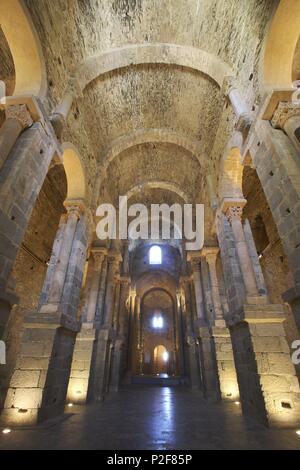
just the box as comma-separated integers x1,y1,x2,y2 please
226,205,244,223
64,199,87,218
6,104,33,129
201,247,219,266
271,101,300,129
92,250,105,272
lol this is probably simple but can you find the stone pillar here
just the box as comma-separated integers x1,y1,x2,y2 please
243,113,300,330
203,248,225,326
38,214,67,308
0,98,60,338
229,306,300,428
180,277,201,389
86,249,105,323
0,104,33,171
222,199,261,300
42,204,82,310
198,248,239,402
87,250,121,401
67,247,106,405
189,256,206,324
175,289,186,376
1,201,90,425
110,275,130,391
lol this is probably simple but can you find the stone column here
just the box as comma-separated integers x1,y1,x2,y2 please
271,101,300,153
180,277,201,389
175,289,186,376
42,203,82,310
67,247,106,405
242,111,300,330
38,214,67,308
222,199,261,300
1,201,90,425
86,249,106,323
229,308,300,428
198,248,239,402
87,250,121,401
189,256,206,324
202,248,225,326
0,104,33,171
0,98,60,338
110,275,130,391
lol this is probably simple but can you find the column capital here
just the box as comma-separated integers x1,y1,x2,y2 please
5,104,33,129
220,198,247,222
91,248,106,271
187,251,201,269
201,247,219,263
64,198,87,217
271,101,300,129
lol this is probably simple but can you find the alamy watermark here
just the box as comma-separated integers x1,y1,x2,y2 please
292,340,300,365
95,196,204,251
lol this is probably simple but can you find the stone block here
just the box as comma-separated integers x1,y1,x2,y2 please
10,370,40,388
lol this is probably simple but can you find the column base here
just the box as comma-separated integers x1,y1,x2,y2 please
198,326,239,402
230,303,300,428
87,328,113,402
110,338,124,392
211,326,239,401
66,325,96,405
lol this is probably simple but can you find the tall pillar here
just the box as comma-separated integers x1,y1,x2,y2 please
189,255,206,324
110,275,130,391
1,201,90,425
218,200,300,427
0,98,60,338
88,250,121,401
175,289,186,377
0,104,33,171
198,248,239,401
67,248,106,405
203,248,225,326
221,199,262,301
180,276,201,389
243,105,300,330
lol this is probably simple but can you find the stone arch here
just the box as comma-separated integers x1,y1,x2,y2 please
262,0,300,91
0,0,47,97
62,143,86,200
219,133,244,201
76,43,233,92
100,128,204,171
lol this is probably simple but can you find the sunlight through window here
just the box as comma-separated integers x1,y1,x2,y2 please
149,245,162,264
152,316,163,329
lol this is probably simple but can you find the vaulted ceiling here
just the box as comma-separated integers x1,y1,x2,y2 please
7,1,278,241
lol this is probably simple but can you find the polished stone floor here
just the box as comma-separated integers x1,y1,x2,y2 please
0,385,300,450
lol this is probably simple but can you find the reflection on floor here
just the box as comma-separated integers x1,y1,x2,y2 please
1,386,300,450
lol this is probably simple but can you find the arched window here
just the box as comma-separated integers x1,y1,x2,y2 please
149,245,162,264
152,315,163,329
